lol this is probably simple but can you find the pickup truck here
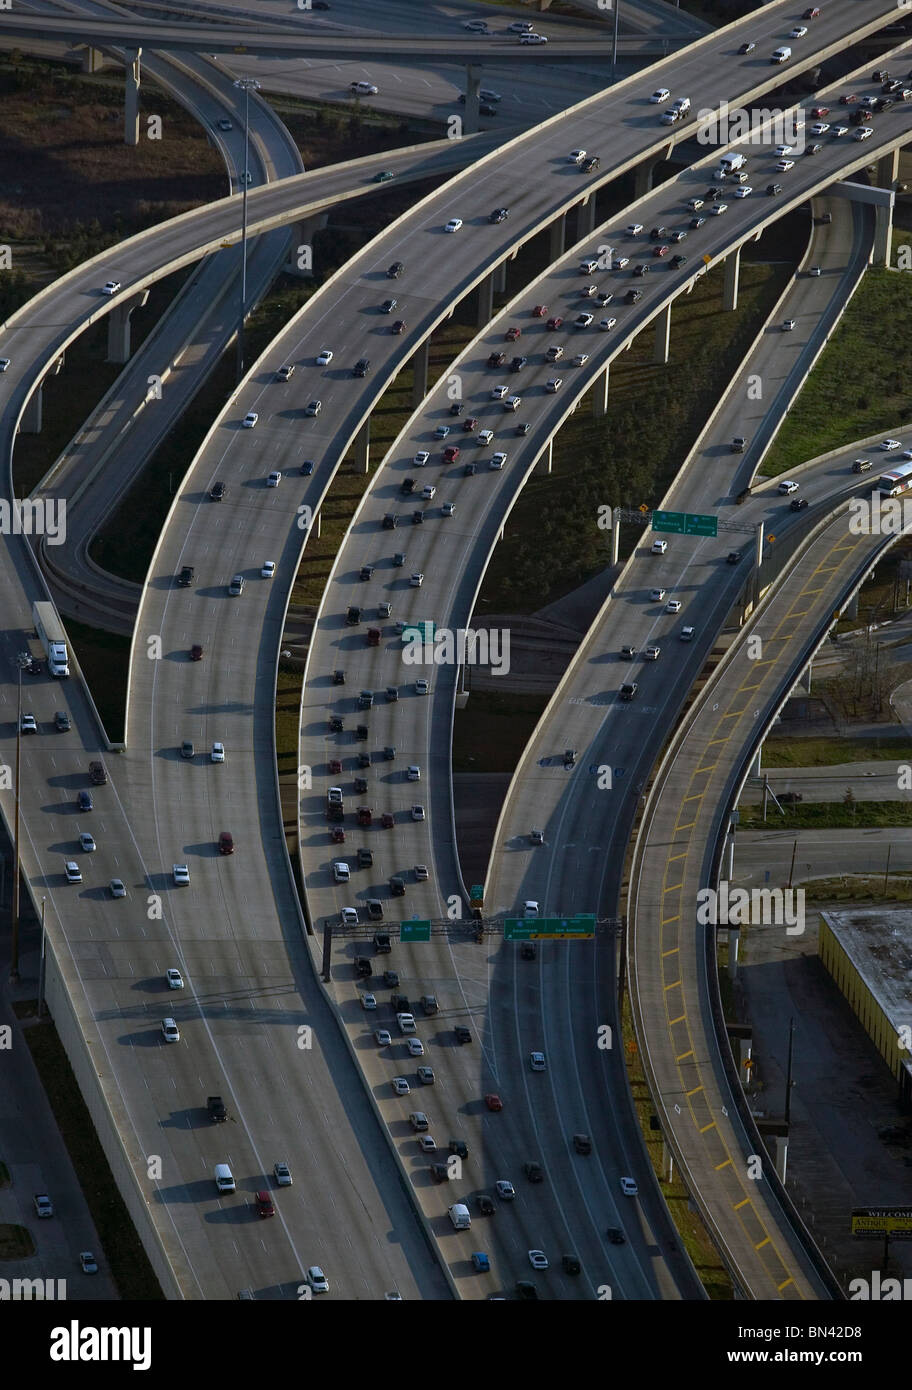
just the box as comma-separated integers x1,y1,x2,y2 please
207,1095,227,1123
34,1193,53,1218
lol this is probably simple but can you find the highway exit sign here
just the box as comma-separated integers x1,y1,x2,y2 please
400,920,431,942
402,621,435,643
653,510,718,538
470,885,484,901
504,915,596,940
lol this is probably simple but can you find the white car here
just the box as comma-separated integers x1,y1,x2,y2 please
680,626,695,641
407,1038,425,1056
211,742,226,763
392,1077,410,1096
831,124,849,137
266,471,281,488
626,223,644,235
568,149,586,163
782,318,797,331
644,645,661,660
20,714,37,734
496,1180,516,1200
407,765,421,781
599,318,617,331
733,186,752,198
810,121,830,135
316,349,333,365
441,501,456,516
882,440,902,451
101,280,121,295
809,266,822,277
777,479,799,493
422,484,436,500
528,1250,549,1271
304,400,322,416
572,353,589,367
490,452,507,469
524,901,539,918
508,19,533,32
341,906,358,926
242,411,258,429
274,1162,293,1186
854,126,872,141
80,832,96,852
414,451,430,466
411,805,426,821
351,81,378,95
650,88,670,103
651,539,667,554
173,864,190,886
546,377,563,392
519,31,547,43
375,1029,392,1046
418,1134,436,1151
414,864,429,881
444,218,463,233
361,993,378,1010
686,198,703,212
775,144,793,156
415,679,430,695
79,1251,98,1274
491,385,508,400
0,358,10,371
64,861,82,884
161,1017,180,1043
650,588,666,602
477,429,494,445
666,599,682,613
530,1051,546,1072
613,256,629,269
306,1266,329,1293
709,203,728,215
620,1176,638,1196
410,572,424,587
332,861,350,884
790,24,808,37
166,968,184,989
775,159,795,171
261,561,276,579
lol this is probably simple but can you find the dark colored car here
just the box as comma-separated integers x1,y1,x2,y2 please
358,847,373,867
177,565,194,587
355,957,372,977
366,900,384,920
790,497,808,511
464,462,476,476
359,565,374,581
332,669,345,684
515,422,531,436
381,298,397,313
455,1025,472,1044
625,289,643,304
55,711,70,732
670,255,687,268
209,481,226,501
386,261,404,278
77,790,93,812
430,1163,450,1183
607,1227,626,1245
383,970,400,987
346,606,361,625
488,208,509,224
190,644,204,661
523,1162,544,1183
329,716,344,733
255,1191,275,1218
581,155,600,171
392,320,405,334
357,752,371,768
353,357,370,377
516,1282,538,1301
353,776,368,795
727,551,742,564
389,876,406,897
448,1139,469,1159
488,351,506,367
563,749,577,768
520,942,536,960
766,183,782,195
401,477,416,495
383,513,398,529
510,356,527,372
477,1194,495,1215
412,511,423,525
573,1134,592,1155
449,402,463,416
562,1255,581,1276
633,264,649,277
218,831,234,855
300,459,315,475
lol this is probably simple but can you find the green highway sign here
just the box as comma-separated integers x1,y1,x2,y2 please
504,915,596,941
402,620,436,644
400,920,431,942
652,510,718,538
470,885,484,901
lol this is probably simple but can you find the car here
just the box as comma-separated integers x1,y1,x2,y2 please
519,31,547,43
666,599,682,614
161,1017,180,1043
489,207,509,223
79,831,96,853
803,5,820,15
417,1066,434,1086
782,319,796,332
626,223,644,238
421,485,436,500
108,877,127,900
411,805,425,821
651,538,667,555
614,256,630,269
266,471,283,490
304,400,322,416
64,861,82,884
671,254,688,268
299,459,316,478
734,186,752,198
495,1180,515,1200
273,1161,292,1187
306,1266,329,1294
633,264,649,278
644,645,661,661
831,123,849,137
414,864,429,882
581,156,600,172
690,216,706,229
341,906,359,927
546,377,563,392
805,143,822,156
650,588,666,602
575,313,594,328
855,126,873,140
361,993,377,1011
415,678,429,695
766,183,782,195
241,411,258,429
477,429,494,446
523,1162,544,1183
791,497,809,511
173,864,190,886
568,148,587,164
407,1038,425,1057
778,479,800,493
528,1250,549,1270
455,1025,471,1044
853,458,873,473
443,218,463,233
709,203,729,215
530,1051,546,1072
101,280,121,295
599,318,617,333
487,351,506,369
19,713,37,734
595,292,613,306
810,121,830,136
410,572,424,588
392,1076,410,1096
776,159,794,171
650,88,670,104
490,452,507,470
620,1176,638,1196
190,643,204,661
490,385,508,402
882,440,902,451
738,41,755,54
374,1029,392,1047
485,1093,503,1111
218,831,234,855
166,968,183,990
790,24,808,38
351,80,378,95
509,355,527,372
532,305,548,319
442,443,460,462
840,93,858,104
579,282,597,298
808,265,823,278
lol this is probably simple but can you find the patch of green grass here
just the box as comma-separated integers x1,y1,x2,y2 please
800,877,912,902
761,736,912,767
276,667,303,775
0,1225,34,1259
761,266,912,477
738,801,912,830
453,691,549,774
21,1012,162,1298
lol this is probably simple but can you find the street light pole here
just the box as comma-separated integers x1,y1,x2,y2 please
611,0,620,85
37,896,47,1017
9,665,21,983
234,76,260,382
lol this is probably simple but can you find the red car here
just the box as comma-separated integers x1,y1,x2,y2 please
381,812,394,829
652,244,669,258
329,758,342,774
462,416,479,432
330,827,345,843
255,1191,275,1218
532,304,547,317
218,831,234,856
840,93,858,104
443,445,460,462
505,326,521,341
810,106,829,117
546,316,563,330
485,1094,503,1112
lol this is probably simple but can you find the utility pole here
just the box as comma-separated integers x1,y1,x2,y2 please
234,76,260,382
611,0,620,85
784,1017,795,1128
9,666,21,983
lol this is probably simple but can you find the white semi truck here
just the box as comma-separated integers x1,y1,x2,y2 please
32,601,70,677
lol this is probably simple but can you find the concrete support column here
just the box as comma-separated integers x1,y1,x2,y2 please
727,927,739,980
723,246,740,312
285,214,328,278
463,64,481,136
801,659,812,695
876,148,900,189
493,261,507,294
592,363,609,418
633,160,655,201
476,271,493,328
411,340,429,407
610,509,620,566
536,440,553,476
82,46,103,74
106,289,149,364
354,418,370,474
124,47,142,147
652,301,671,364
771,1133,789,1185
873,201,894,269
841,591,859,620
752,520,765,608
549,214,566,261
751,744,762,778
20,386,43,434
577,195,597,239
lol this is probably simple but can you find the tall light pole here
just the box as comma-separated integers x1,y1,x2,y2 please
611,0,620,85
37,896,47,1016
234,76,260,382
10,665,21,983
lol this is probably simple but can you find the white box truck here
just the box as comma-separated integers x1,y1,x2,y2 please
719,152,747,174
32,601,69,677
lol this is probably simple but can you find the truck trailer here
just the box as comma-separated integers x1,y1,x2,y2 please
32,601,70,677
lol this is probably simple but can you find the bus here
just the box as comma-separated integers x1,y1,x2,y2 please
877,461,912,497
